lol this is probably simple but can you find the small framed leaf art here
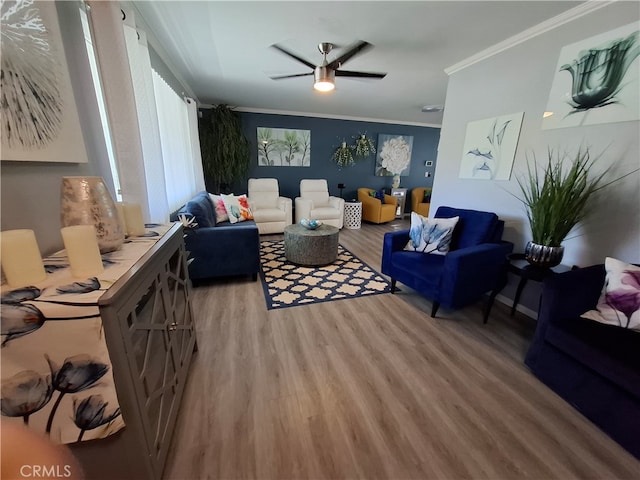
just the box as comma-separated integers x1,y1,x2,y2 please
459,112,524,181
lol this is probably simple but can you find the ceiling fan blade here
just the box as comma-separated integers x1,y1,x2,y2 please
335,70,387,79
271,44,316,70
270,72,314,80
328,41,373,69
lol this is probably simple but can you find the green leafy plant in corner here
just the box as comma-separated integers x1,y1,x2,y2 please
199,105,250,193
516,147,627,247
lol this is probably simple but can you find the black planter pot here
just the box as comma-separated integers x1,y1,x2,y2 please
525,241,564,268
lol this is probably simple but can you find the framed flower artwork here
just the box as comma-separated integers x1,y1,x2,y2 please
1,0,88,162
542,22,639,130
375,134,413,176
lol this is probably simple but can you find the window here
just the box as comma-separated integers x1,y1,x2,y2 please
80,3,204,221
79,6,122,201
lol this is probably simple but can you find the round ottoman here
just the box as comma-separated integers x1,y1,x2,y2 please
284,224,339,266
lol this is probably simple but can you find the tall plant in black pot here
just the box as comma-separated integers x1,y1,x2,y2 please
199,105,250,193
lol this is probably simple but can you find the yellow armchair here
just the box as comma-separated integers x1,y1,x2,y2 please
411,187,432,217
358,188,398,224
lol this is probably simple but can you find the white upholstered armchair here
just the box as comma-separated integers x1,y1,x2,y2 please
295,179,345,229
247,178,292,234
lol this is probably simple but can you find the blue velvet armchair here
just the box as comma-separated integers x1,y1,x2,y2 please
381,206,513,322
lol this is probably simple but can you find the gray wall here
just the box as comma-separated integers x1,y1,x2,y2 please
432,2,640,314
1,2,113,255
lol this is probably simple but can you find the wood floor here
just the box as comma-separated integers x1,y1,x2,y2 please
164,220,639,480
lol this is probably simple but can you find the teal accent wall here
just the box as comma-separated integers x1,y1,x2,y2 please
234,112,440,213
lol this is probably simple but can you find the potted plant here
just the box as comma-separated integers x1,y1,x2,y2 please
199,105,250,193
516,147,610,267
332,141,354,168
351,133,376,159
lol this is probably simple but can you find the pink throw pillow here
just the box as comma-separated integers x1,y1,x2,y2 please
209,194,229,223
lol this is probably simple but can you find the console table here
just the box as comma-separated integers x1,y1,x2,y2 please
391,188,408,219
1,223,197,479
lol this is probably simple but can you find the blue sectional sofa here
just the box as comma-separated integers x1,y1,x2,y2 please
525,265,640,459
173,191,260,283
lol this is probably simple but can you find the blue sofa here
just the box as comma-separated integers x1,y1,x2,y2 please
381,206,513,321
173,191,260,282
525,265,640,459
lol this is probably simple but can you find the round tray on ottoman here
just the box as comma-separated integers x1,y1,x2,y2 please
284,223,340,266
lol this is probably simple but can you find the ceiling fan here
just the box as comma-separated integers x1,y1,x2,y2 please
269,41,387,92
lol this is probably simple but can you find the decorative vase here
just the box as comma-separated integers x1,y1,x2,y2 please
392,174,401,188
524,241,564,268
60,177,125,253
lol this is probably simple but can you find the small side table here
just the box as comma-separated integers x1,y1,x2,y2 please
390,188,407,219
343,201,362,229
507,253,573,315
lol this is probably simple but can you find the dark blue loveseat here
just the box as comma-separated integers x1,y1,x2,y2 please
173,191,260,283
381,206,513,321
525,265,640,459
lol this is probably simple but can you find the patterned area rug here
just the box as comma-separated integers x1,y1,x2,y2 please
259,240,391,309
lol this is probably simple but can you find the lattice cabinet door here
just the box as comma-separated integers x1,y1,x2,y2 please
164,242,197,374
98,224,197,480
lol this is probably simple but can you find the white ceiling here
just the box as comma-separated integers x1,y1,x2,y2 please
132,1,585,126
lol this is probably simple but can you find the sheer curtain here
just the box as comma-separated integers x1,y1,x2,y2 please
122,18,169,222
152,71,203,211
86,2,204,222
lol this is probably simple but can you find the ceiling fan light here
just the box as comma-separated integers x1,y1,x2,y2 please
314,80,335,92
314,66,335,92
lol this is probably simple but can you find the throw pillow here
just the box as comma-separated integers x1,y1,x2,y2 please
237,194,254,221
423,190,432,203
404,212,459,255
221,194,254,224
209,194,229,223
368,189,385,201
581,257,640,331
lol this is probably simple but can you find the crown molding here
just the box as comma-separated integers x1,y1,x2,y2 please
208,106,443,128
444,0,617,76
